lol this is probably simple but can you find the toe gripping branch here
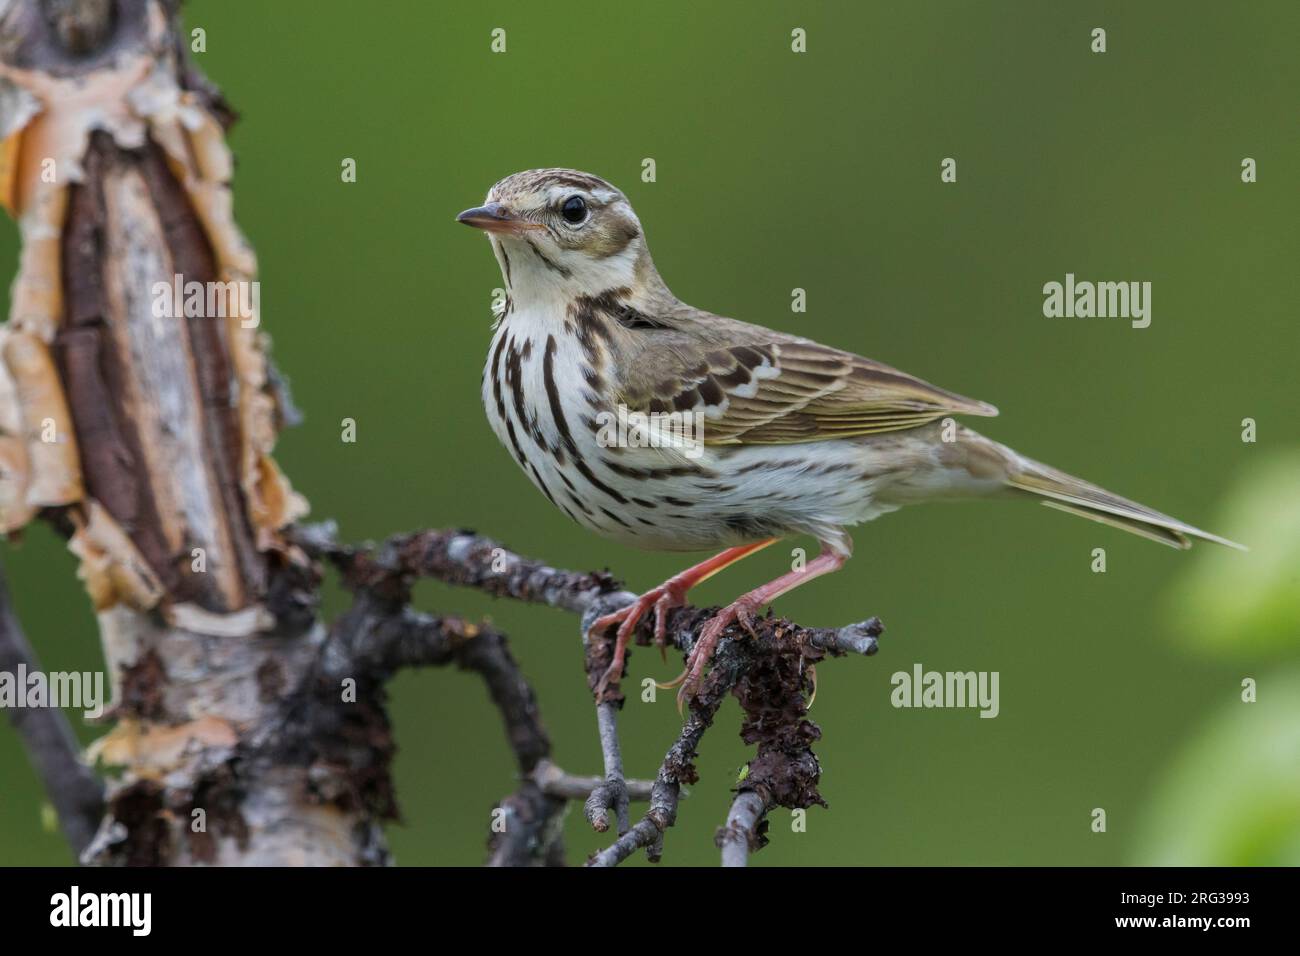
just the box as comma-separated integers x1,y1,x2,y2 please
582,588,884,866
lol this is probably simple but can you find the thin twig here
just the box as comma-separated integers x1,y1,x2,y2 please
719,791,768,867
0,560,104,859
587,705,717,867
583,703,630,833
533,759,652,802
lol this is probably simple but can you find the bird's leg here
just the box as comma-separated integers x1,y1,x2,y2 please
664,543,849,710
589,539,776,695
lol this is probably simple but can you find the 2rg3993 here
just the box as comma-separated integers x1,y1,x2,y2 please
1190,892,1250,904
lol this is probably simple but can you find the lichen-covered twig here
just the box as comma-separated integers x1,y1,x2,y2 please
295,523,884,865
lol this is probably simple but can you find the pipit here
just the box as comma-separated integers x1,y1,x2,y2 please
457,169,1242,706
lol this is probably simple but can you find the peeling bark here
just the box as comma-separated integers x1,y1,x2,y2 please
0,0,362,865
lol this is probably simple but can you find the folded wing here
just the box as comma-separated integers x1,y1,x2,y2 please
622,338,998,446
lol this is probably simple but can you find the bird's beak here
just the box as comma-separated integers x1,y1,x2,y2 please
456,202,542,235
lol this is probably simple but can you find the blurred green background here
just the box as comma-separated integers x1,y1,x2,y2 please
2,0,1297,865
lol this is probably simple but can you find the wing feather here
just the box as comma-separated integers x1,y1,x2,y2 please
621,338,997,446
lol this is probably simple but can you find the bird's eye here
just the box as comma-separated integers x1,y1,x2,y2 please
561,195,588,224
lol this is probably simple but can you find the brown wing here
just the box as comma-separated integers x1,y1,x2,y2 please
621,339,997,446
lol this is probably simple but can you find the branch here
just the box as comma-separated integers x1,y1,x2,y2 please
313,539,658,865
718,791,767,867
293,524,880,668
583,702,630,834
587,680,726,867
291,523,883,865
0,560,104,858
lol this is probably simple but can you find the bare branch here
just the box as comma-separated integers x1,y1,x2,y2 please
533,759,652,803
718,791,767,867
295,524,621,615
0,560,104,858
583,702,630,833
587,703,718,867
318,545,664,865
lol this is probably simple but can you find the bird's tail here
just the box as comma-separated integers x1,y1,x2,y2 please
962,430,1245,550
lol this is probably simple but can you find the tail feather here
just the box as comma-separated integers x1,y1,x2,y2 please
1004,458,1246,551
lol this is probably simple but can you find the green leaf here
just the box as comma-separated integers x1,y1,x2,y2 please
1164,450,1300,656
1131,669,1300,865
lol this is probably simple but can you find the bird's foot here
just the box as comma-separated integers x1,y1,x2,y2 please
589,581,689,696
659,596,763,712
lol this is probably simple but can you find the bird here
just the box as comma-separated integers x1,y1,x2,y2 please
456,168,1243,708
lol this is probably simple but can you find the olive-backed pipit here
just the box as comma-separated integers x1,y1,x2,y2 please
458,168,1242,706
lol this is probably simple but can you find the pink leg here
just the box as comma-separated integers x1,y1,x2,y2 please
589,538,777,695
665,542,849,710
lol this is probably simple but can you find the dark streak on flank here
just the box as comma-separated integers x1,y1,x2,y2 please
564,490,593,516
528,463,560,508
544,335,629,505
732,460,795,476
599,507,633,530
504,418,527,469
605,460,712,480
724,514,783,540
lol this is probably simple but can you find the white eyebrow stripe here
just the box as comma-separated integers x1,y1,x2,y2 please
541,184,619,205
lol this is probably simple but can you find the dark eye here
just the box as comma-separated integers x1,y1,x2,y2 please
561,195,587,224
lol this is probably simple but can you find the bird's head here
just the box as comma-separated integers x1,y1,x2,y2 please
457,168,663,306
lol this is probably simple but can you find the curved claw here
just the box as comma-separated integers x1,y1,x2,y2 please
589,592,659,697
655,669,689,691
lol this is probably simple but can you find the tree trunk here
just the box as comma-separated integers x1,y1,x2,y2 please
0,0,390,865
